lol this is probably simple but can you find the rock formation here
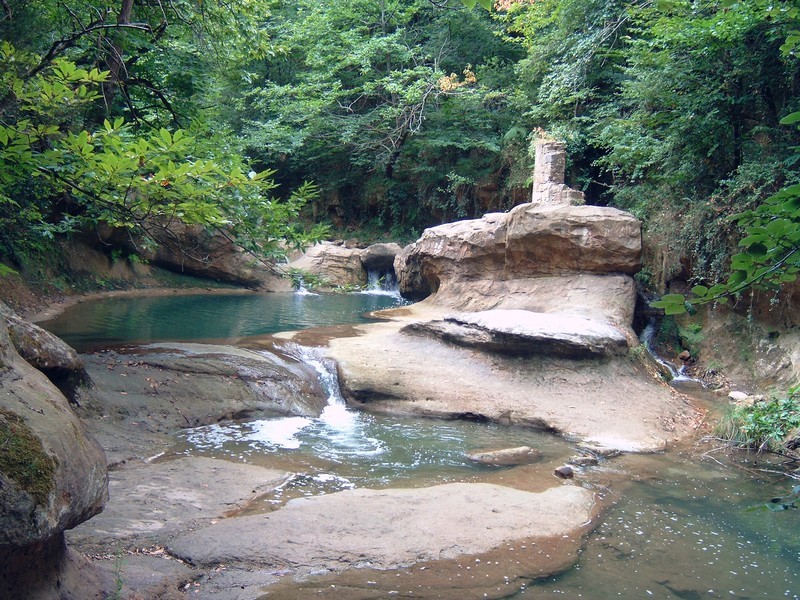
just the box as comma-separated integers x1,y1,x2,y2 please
95,223,292,291
0,303,88,401
530,141,585,206
323,143,696,453
0,303,108,599
395,140,642,350
288,241,403,290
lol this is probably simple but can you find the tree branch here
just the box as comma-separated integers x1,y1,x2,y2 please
26,20,152,79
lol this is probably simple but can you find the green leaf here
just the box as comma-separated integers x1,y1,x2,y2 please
690,285,709,297
780,111,800,125
460,0,477,8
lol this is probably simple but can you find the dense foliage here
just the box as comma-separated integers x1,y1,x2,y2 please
0,0,323,269
1,0,799,299
717,386,800,460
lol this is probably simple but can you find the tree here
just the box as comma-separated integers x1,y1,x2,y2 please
0,40,322,269
231,0,523,233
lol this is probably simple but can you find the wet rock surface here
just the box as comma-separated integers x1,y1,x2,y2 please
466,446,543,466
168,483,595,572
67,457,291,554
323,312,698,453
73,343,329,466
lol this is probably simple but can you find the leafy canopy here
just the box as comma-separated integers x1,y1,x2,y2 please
0,42,323,263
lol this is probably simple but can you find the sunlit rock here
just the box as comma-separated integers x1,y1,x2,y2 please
405,310,629,359
466,446,543,466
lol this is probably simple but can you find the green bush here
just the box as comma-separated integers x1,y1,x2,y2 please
716,387,800,455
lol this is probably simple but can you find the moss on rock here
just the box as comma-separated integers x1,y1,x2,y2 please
0,409,57,506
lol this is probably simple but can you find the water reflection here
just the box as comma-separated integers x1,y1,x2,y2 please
39,291,407,352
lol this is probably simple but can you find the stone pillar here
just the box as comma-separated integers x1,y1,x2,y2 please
530,140,585,206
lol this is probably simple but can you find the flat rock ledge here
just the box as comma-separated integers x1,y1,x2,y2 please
68,457,291,549
405,310,629,358
168,482,595,573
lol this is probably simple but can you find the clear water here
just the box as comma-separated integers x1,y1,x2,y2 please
38,291,406,352
176,412,570,500
176,347,572,499
40,292,800,597
526,452,800,599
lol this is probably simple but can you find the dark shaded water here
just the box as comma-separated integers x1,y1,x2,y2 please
39,291,406,352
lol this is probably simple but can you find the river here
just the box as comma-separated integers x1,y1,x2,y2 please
40,292,800,599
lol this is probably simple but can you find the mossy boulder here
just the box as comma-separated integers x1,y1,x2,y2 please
0,312,108,597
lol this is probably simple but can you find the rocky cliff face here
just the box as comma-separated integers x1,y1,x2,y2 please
0,303,108,598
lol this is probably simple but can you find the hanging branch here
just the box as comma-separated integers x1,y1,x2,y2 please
25,17,152,79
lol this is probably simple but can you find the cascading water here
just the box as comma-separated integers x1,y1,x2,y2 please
640,319,696,383
363,268,399,295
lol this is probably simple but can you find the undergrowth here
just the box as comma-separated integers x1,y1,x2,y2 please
715,386,800,460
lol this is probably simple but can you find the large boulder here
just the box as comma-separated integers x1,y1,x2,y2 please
396,205,641,300
504,204,641,276
405,310,629,358
288,242,367,289
0,302,88,400
0,314,108,598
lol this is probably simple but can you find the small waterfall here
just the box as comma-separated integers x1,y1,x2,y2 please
639,320,695,383
293,346,358,430
294,278,318,296
363,268,399,296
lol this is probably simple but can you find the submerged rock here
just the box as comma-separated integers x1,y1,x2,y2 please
466,446,543,466
554,465,574,479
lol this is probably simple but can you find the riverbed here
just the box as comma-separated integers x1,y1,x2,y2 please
44,292,800,599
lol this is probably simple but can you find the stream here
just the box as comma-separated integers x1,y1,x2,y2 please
41,292,800,599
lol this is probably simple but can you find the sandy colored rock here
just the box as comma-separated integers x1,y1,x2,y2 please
68,457,291,551
415,273,638,334
168,483,595,571
530,140,585,206
288,241,367,288
324,311,699,453
406,310,629,358
466,446,542,466
396,204,641,301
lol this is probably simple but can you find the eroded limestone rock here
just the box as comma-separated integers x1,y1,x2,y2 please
530,141,585,206
97,222,291,291
288,241,367,289
405,310,629,358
